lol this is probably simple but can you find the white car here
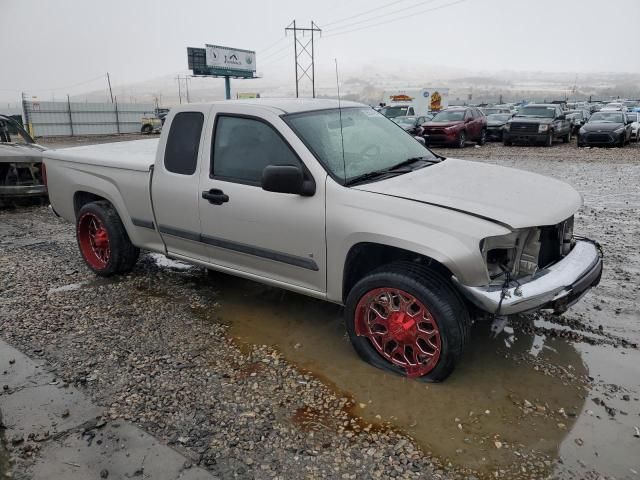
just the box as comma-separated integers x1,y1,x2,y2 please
627,112,640,142
601,102,628,112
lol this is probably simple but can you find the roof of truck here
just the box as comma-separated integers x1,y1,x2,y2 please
180,98,366,115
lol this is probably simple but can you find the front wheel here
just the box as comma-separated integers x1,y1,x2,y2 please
345,262,470,382
562,130,571,143
456,131,466,148
477,129,487,146
544,131,554,147
76,201,139,276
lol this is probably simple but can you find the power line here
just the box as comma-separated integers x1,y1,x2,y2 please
1,74,107,93
324,0,438,33
257,37,288,54
320,0,411,28
324,0,469,38
260,45,294,68
260,42,293,62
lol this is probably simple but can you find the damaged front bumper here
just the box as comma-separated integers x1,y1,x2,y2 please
452,240,603,315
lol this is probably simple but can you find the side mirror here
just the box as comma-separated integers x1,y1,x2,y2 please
261,165,315,196
414,136,426,146
557,114,566,120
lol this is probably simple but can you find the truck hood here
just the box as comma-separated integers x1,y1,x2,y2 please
353,158,582,229
510,117,554,125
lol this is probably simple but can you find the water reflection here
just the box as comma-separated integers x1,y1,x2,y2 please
202,272,588,473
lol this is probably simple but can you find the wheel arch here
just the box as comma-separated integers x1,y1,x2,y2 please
341,242,457,304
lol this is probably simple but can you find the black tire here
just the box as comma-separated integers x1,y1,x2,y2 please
344,261,470,382
544,131,553,147
477,129,487,146
562,129,571,143
76,201,139,276
503,138,513,146
141,124,153,134
457,130,466,148
619,135,625,148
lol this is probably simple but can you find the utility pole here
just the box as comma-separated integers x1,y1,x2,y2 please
184,75,191,103
175,76,183,104
285,20,321,98
106,72,114,103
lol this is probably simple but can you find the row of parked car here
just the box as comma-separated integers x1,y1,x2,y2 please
390,101,640,148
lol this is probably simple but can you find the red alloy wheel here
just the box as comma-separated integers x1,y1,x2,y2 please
77,213,111,270
354,288,442,377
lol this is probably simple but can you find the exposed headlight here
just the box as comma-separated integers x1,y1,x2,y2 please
538,124,549,133
614,127,624,134
579,127,586,135
481,229,541,281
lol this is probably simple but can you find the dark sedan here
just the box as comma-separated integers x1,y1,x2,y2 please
577,111,632,147
392,115,429,136
485,113,512,141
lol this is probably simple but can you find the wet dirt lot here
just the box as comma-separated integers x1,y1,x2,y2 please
1,137,640,479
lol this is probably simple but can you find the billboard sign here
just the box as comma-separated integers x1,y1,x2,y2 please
187,45,256,78
206,45,255,73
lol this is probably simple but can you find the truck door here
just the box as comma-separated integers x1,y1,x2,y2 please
151,106,211,263
197,105,327,295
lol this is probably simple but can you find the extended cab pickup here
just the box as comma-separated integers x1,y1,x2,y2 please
44,99,603,382
503,104,573,146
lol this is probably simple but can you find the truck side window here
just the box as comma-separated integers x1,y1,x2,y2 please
408,107,415,115
164,112,204,175
212,116,301,185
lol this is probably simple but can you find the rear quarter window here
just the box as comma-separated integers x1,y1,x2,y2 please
164,112,204,175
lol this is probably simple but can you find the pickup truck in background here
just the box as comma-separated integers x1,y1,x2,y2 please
503,104,573,146
44,99,603,382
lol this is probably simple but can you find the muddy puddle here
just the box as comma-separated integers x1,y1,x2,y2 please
199,271,594,475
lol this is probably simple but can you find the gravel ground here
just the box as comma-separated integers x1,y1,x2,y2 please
1,138,640,479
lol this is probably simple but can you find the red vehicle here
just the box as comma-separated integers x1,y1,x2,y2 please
421,107,487,148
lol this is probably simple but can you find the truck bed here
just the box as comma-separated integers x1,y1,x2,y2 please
45,138,158,171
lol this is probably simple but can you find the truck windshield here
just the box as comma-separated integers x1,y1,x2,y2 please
285,107,437,184
516,106,556,118
379,106,409,118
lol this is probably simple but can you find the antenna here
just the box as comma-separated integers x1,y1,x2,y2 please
335,58,346,184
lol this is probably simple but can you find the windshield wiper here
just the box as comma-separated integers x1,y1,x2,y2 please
346,156,439,186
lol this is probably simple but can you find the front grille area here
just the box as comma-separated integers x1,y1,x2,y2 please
510,123,538,134
538,216,574,268
586,133,613,143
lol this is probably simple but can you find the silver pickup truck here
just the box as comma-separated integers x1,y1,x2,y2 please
44,99,603,382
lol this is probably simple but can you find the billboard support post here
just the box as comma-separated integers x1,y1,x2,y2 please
225,77,231,100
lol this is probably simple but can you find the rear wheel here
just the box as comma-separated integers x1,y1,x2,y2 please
76,201,139,276
345,262,470,382
141,124,153,134
457,131,466,148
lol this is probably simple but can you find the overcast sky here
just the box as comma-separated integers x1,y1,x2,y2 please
2,0,639,102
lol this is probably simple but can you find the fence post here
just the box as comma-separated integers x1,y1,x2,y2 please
67,94,74,136
114,98,121,134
